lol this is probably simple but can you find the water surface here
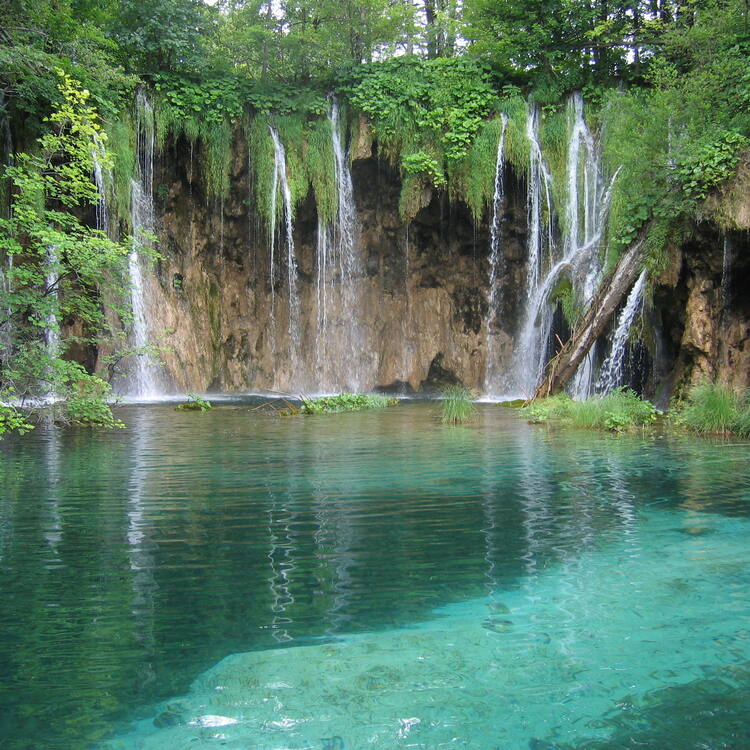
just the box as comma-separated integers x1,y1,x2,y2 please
1,402,749,749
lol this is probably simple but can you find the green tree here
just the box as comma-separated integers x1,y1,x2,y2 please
112,0,218,75
0,72,135,433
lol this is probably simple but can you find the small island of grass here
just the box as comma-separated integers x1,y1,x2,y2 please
300,393,398,415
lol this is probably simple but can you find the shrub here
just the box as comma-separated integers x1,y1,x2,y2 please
441,386,475,424
176,393,212,411
300,393,397,414
0,403,34,437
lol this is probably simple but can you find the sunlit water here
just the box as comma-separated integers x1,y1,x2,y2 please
1,402,749,749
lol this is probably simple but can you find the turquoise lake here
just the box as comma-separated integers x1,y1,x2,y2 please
1,400,749,749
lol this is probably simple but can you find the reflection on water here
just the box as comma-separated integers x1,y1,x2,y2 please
0,403,749,749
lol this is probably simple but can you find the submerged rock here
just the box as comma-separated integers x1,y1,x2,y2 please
482,617,513,633
677,526,715,536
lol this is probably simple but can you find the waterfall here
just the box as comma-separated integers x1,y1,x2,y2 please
313,98,366,392
91,134,109,235
128,89,159,397
484,114,508,395
566,93,609,400
595,270,647,394
268,126,299,374
512,93,618,399
513,104,556,395
43,245,61,400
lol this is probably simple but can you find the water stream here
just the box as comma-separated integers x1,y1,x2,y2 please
127,89,160,397
512,104,556,395
483,114,508,396
314,99,367,392
595,269,647,393
43,245,61,399
511,94,619,399
269,125,299,378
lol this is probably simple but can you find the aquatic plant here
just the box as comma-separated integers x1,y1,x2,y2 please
526,388,659,432
300,393,397,414
176,393,212,411
441,385,475,424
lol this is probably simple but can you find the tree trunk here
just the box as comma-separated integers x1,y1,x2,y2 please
533,237,645,399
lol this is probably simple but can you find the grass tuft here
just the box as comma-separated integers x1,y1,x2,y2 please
525,388,660,432
672,382,739,435
441,386,475,424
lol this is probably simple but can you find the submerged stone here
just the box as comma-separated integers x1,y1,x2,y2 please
482,617,513,633
677,526,715,536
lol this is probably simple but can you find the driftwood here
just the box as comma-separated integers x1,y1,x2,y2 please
533,236,646,399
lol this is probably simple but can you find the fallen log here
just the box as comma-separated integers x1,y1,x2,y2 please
533,237,646,400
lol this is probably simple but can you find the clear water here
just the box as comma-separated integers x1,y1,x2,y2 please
1,402,749,750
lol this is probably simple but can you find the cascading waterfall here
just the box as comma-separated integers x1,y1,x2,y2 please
268,126,300,374
313,98,366,392
43,245,61,400
566,93,609,399
128,89,160,397
483,114,508,395
511,93,617,399
513,104,556,395
595,269,647,394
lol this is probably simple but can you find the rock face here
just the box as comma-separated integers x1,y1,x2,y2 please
653,226,750,400
120,134,529,395
109,133,750,399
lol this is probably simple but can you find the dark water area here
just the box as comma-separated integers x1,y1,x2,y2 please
1,402,749,749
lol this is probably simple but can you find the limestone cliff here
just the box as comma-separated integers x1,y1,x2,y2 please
111,135,749,400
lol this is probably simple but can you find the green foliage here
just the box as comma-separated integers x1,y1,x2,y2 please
246,115,278,226
452,91,528,222
549,277,579,328
63,370,124,428
303,117,337,225
154,74,245,127
441,385,476,424
276,114,311,210
675,131,748,201
176,393,212,411
732,399,750,439
300,393,398,414
0,73,135,432
403,151,446,187
343,56,497,213
526,388,660,432
540,103,569,212
671,382,740,435
454,116,503,222
0,403,34,437
113,0,217,75
601,3,750,266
